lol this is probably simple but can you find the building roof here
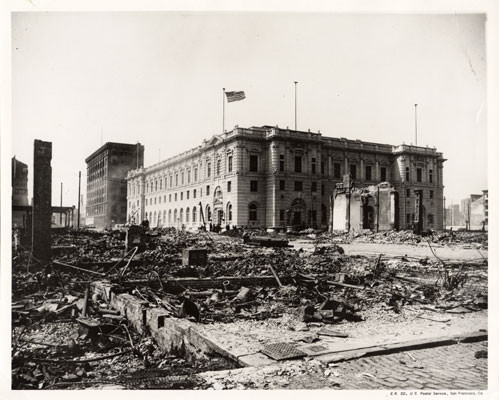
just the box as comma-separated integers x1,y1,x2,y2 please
85,142,143,164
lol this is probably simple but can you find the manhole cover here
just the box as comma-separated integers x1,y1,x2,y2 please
261,342,306,361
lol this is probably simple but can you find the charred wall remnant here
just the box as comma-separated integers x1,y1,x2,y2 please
330,174,397,233
32,140,52,267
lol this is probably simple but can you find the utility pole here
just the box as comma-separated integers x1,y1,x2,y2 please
294,81,298,131
414,104,418,146
60,182,63,225
77,171,81,229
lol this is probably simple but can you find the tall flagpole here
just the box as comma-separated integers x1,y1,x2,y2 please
223,88,226,133
415,103,418,146
294,81,298,131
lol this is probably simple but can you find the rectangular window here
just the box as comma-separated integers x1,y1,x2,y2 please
193,189,196,198
175,174,178,186
250,155,258,172
430,190,434,199
227,181,232,192
294,181,303,191
154,197,157,205
216,159,221,176
350,164,357,179
406,189,411,197
180,192,183,201
366,165,372,181
228,156,233,172
169,194,171,202
250,180,258,192
294,156,302,173
417,168,422,183
159,197,161,204
429,169,433,183
169,176,173,188
311,182,317,192
321,184,325,195
279,180,285,190
405,167,410,181
187,170,191,183
311,158,316,174
334,162,341,178
164,195,166,202
207,163,211,177
280,210,285,221
381,167,387,182
279,155,285,171
321,159,325,175
206,185,210,196
194,168,198,181
174,193,177,201
187,191,190,200
181,172,185,185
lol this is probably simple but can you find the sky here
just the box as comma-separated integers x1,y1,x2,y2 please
11,12,487,207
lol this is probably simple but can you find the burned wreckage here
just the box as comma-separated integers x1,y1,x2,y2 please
11,141,487,390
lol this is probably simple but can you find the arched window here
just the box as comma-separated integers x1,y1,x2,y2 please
179,208,184,223
168,209,172,224
192,206,197,222
174,209,178,223
249,203,257,221
160,179,162,190
227,203,233,222
186,207,190,223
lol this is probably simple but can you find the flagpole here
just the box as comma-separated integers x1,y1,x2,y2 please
223,88,225,133
414,103,418,146
294,81,298,131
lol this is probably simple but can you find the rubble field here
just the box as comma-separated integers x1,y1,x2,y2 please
11,228,488,389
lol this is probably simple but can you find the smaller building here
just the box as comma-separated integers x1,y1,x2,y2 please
12,157,29,227
85,142,144,230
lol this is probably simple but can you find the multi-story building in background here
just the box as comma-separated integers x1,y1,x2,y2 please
86,142,144,230
12,157,29,227
483,190,488,227
126,126,445,231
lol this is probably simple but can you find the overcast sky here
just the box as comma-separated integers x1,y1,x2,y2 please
11,12,486,207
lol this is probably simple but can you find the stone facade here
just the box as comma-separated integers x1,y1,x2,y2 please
126,126,445,231
86,142,144,230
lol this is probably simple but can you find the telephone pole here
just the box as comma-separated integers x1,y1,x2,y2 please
77,171,81,229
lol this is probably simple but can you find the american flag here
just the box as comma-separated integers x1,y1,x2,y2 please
225,90,246,102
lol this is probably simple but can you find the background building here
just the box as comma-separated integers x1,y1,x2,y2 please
127,126,445,231
86,142,144,230
12,157,29,227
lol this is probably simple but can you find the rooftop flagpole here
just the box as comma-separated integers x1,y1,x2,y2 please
223,88,226,133
294,81,298,131
415,103,418,146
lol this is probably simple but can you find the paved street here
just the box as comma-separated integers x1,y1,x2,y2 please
332,341,488,390
200,341,488,390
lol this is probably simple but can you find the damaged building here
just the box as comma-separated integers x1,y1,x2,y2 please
126,126,445,231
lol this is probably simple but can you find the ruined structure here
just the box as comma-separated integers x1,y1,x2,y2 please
85,142,144,230
331,174,398,232
126,126,445,231
32,140,52,267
